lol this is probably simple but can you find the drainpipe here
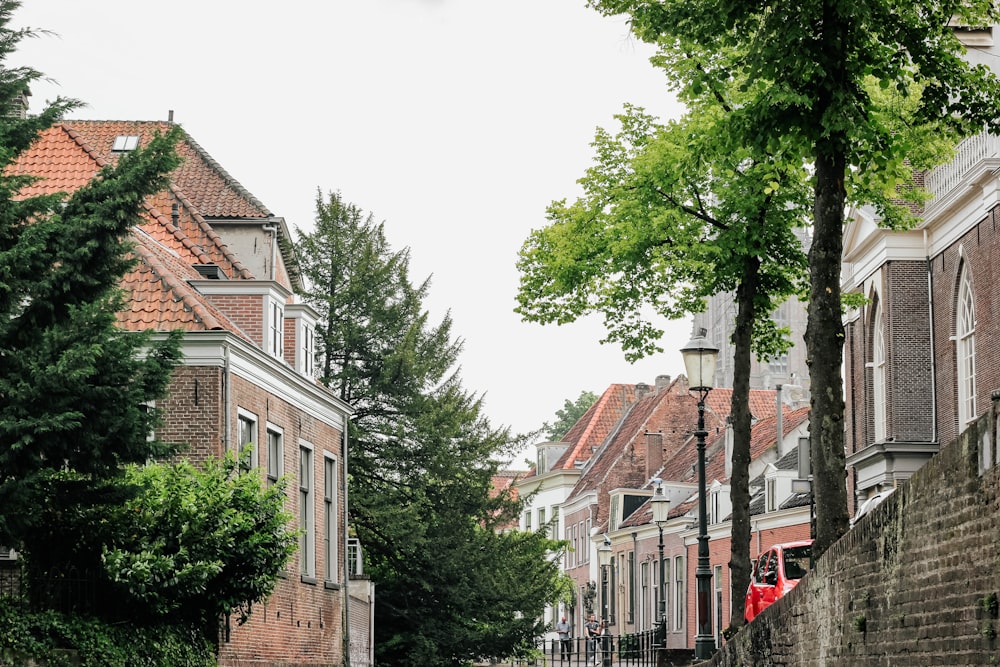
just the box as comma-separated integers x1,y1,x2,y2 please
223,341,232,453
342,424,352,667
925,230,938,444
263,222,279,281
775,384,783,451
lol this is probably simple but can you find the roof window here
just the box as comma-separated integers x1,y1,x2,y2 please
112,135,139,152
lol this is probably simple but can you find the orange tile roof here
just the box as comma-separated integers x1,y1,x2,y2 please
552,383,639,470
60,121,271,219
7,120,277,343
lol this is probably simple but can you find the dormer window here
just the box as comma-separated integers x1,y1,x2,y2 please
269,299,284,358
112,135,139,152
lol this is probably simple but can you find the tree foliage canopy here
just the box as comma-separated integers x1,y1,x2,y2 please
585,0,1000,555
0,4,293,644
0,0,186,559
295,191,566,666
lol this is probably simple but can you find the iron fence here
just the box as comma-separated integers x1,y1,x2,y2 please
498,628,660,667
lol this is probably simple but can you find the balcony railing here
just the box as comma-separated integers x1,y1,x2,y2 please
924,131,1000,214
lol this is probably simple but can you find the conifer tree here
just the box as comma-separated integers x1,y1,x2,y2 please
296,191,566,666
0,0,183,576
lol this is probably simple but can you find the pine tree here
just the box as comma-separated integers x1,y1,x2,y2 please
0,0,183,578
296,191,565,666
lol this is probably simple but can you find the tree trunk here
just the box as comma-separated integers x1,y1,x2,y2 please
727,254,759,630
807,139,850,559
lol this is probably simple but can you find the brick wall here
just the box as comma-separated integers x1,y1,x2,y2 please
709,398,1000,666
930,207,1000,448
885,261,934,442
159,364,346,667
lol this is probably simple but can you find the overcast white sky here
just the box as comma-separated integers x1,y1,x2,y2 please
13,0,693,440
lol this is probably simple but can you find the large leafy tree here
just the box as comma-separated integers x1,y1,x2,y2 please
295,191,566,666
0,0,184,576
588,0,1000,559
516,51,811,626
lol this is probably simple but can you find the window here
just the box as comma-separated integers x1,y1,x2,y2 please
269,299,284,358
524,511,532,532
538,507,546,535
237,411,257,470
957,264,977,428
872,301,887,441
301,323,316,376
299,444,315,577
112,135,139,151
324,454,338,583
627,550,635,623
766,478,776,512
266,426,283,487
641,561,650,629
674,557,684,631
714,565,724,648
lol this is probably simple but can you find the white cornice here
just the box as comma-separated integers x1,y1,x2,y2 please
189,279,291,299
148,330,352,429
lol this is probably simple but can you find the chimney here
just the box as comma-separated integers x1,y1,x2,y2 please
5,88,30,120
645,431,663,480
635,383,651,400
655,374,671,393
775,384,784,455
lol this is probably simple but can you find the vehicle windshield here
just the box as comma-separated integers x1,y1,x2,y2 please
782,546,811,580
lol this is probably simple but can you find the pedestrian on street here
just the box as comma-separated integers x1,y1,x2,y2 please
556,615,572,661
585,614,601,664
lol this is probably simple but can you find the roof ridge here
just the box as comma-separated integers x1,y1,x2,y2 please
59,123,111,171
177,127,273,217
168,183,253,279
143,198,215,266
132,234,225,331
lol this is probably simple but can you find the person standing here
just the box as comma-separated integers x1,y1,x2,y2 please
556,615,572,661
585,614,601,664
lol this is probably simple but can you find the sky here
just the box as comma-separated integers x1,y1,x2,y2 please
12,0,693,441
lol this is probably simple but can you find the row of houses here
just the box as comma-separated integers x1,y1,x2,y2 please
515,374,813,650
9,117,374,666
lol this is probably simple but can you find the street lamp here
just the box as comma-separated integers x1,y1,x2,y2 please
681,328,720,660
651,478,670,646
597,540,613,667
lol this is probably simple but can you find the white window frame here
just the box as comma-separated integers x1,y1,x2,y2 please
269,298,285,358
674,556,685,631
957,265,977,428
266,424,283,488
300,322,316,376
299,442,315,578
237,409,258,470
323,453,339,583
873,302,887,442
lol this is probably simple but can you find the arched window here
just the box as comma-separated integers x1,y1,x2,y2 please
956,264,977,428
872,301,886,442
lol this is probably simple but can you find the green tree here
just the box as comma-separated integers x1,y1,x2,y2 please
587,0,1000,558
101,452,297,626
295,191,566,666
542,390,598,441
0,0,184,575
517,63,810,625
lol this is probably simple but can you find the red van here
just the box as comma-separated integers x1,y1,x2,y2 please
744,540,812,622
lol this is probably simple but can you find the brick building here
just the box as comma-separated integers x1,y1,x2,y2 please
842,132,1000,515
541,373,811,651
10,120,372,667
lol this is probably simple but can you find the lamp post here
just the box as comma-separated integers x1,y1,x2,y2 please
681,328,720,660
598,541,613,667
651,478,670,646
